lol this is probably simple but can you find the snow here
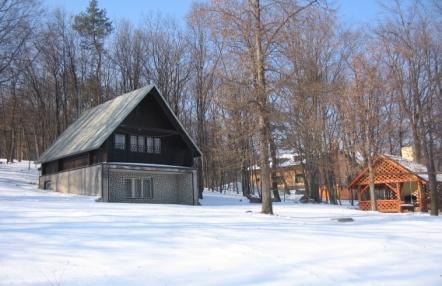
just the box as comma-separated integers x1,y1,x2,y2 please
1,161,442,285
247,149,305,170
383,154,442,182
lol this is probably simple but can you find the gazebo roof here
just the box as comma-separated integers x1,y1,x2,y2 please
348,154,442,189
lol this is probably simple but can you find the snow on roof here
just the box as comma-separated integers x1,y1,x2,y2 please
248,150,304,170
383,154,442,183
37,85,201,163
278,151,302,168
109,162,195,170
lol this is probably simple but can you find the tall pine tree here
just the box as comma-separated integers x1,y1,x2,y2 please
73,0,112,104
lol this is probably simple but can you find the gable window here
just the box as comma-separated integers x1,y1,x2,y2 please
154,138,161,154
138,136,145,152
124,177,153,199
146,137,154,153
143,137,161,154
130,135,137,152
115,134,126,150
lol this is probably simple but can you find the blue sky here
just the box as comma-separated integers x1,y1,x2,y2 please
43,0,384,27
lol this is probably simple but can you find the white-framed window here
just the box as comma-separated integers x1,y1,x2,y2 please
134,178,142,197
146,137,154,153
130,135,137,152
154,138,161,154
142,178,153,198
115,134,126,150
124,178,132,197
138,136,145,152
124,177,153,199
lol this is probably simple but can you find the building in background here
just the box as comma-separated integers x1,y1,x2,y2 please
248,150,357,201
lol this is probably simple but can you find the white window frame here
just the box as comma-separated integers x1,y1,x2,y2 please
130,135,137,152
154,138,161,154
142,178,153,199
124,177,153,199
115,134,126,150
146,137,154,153
138,136,145,152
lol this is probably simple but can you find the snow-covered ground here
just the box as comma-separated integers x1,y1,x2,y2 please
0,161,441,286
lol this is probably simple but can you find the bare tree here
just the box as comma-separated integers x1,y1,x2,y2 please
187,3,220,198
203,0,319,214
111,20,147,93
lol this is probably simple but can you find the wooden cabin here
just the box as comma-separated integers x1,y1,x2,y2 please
348,154,442,213
248,151,356,201
247,152,306,195
319,186,352,201
37,85,201,205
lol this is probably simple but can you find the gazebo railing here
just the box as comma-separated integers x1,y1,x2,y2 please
359,200,400,212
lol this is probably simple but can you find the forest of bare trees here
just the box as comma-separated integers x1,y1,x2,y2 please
0,0,440,214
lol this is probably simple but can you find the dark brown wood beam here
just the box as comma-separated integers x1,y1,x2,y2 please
118,125,179,135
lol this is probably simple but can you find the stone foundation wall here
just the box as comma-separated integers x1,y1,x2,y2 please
177,172,195,204
106,166,197,205
38,163,198,205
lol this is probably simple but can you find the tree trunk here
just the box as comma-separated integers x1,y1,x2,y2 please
197,157,204,199
364,123,376,211
8,129,15,163
421,111,438,215
253,0,272,214
241,159,251,196
269,132,281,202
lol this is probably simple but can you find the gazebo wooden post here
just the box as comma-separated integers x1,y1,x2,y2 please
396,182,401,212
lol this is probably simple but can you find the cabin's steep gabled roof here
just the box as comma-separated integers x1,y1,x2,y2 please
37,85,201,163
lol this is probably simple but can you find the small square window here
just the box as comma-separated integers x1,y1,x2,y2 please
295,174,304,184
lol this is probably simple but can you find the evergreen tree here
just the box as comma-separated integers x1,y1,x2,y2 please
73,0,113,52
73,0,113,104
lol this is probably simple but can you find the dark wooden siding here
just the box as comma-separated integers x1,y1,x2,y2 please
121,94,175,130
43,160,59,175
42,145,107,175
106,95,194,167
107,133,193,167
60,153,89,170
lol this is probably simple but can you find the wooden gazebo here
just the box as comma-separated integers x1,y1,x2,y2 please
348,155,436,213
